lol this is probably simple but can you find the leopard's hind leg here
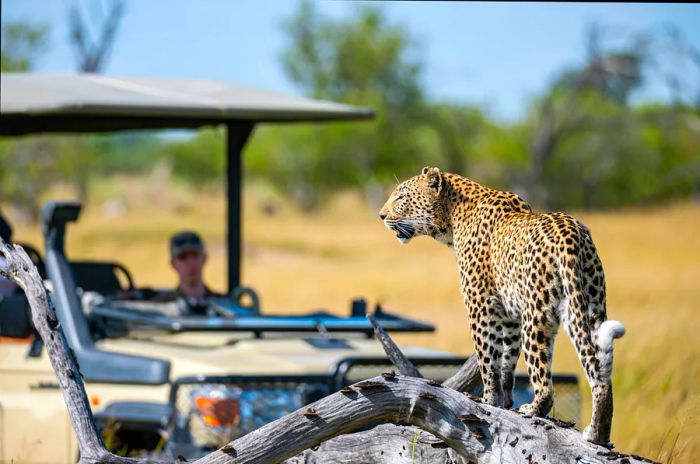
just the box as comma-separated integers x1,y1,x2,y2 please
500,319,521,409
562,293,617,445
561,237,625,445
517,296,558,417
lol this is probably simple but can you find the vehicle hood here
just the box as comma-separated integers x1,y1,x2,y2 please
97,332,456,380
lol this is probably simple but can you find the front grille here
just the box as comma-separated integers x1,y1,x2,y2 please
170,376,331,450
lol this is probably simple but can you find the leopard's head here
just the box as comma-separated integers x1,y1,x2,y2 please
379,167,451,245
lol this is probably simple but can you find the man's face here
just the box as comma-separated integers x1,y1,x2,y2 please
171,250,207,286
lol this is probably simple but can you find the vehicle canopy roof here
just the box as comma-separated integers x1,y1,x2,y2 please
0,72,374,135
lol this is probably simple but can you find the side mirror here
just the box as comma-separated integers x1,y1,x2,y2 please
0,293,33,339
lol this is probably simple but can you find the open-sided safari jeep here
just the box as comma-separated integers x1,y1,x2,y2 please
0,73,580,462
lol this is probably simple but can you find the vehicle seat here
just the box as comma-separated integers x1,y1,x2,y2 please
0,293,33,338
70,261,134,296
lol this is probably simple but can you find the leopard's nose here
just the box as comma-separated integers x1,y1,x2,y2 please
379,212,387,220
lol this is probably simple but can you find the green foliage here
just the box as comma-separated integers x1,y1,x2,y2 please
159,128,225,187
1,21,48,71
1,8,698,217
89,132,162,174
0,132,162,219
273,1,430,208
0,137,57,219
524,56,700,210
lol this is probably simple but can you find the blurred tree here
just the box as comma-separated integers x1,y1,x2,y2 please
520,24,700,209
1,20,48,71
0,138,57,223
68,0,125,73
0,21,52,222
273,1,429,209
423,103,488,176
64,0,126,204
159,128,225,188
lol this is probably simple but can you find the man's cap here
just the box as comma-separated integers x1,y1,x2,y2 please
170,231,204,258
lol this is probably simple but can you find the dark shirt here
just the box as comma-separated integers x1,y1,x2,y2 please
176,285,224,299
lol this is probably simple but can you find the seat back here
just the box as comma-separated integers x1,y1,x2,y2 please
41,201,170,385
70,261,134,295
0,293,32,338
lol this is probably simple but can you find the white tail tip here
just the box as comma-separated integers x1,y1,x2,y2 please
597,320,626,350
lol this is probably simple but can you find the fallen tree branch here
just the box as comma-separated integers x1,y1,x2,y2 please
194,373,655,464
0,238,657,464
284,424,468,463
442,354,481,393
0,240,138,464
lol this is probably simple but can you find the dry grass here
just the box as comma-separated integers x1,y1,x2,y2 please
7,176,700,462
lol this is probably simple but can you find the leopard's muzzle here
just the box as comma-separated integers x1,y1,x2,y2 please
385,220,416,244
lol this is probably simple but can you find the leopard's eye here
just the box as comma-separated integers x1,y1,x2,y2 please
395,194,405,201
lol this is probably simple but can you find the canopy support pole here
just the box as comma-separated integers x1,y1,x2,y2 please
226,121,254,293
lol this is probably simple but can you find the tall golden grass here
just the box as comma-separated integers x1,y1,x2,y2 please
8,176,700,462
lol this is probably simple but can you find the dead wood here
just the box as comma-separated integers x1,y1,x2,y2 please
283,424,468,464
367,313,423,378
0,240,138,464
367,313,481,393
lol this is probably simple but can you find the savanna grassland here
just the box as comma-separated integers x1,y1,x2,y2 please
8,177,700,463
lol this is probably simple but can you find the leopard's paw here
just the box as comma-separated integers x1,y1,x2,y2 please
518,403,535,416
583,425,612,447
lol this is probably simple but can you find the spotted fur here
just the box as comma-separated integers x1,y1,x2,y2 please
379,167,625,445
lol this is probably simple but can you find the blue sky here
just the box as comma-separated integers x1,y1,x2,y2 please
3,1,700,122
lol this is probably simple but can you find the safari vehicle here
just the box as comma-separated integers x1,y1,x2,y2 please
0,73,580,462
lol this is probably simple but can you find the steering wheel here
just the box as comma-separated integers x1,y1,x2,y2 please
176,295,210,317
230,286,261,313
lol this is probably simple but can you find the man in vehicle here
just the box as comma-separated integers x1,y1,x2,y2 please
169,230,218,300
124,231,225,314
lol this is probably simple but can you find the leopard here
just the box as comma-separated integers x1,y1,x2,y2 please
379,166,625,445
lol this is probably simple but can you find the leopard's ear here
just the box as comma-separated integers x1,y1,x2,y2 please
424,167,443,194
421,166,431,175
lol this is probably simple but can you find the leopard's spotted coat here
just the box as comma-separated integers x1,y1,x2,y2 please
379,167,625,445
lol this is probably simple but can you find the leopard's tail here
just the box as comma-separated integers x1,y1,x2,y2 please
595,320,625,382
558,215,624,385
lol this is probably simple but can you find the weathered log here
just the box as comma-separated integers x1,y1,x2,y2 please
0,238,657,464
194,373,657,464
442,354,481,393
284,424,468,464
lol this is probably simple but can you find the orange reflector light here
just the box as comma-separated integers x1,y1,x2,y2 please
90,395,100,406
194,395,240,427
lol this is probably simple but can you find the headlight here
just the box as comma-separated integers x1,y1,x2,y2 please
181,383,306,448
192,385,242,427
